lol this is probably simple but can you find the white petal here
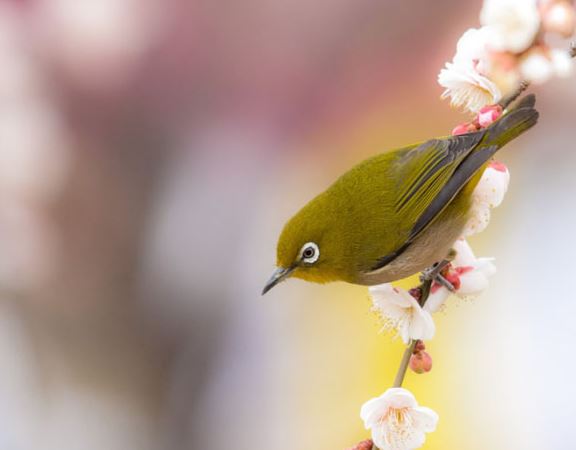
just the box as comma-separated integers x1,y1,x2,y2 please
407,307,436,342
453,27,492,65
520,51,554,84
394,429,426,450
438,62,501,112
411,407,440,433
480,0,540,53
370,284,410,310
424,287,451,314
473,166,510,208
462,202,491,237
551,49,574,78
458,271,490,296
374,302,407,324
362,389,438,450
370,284,412,308
397,320,413,345
476,257,497,277
383,388,418,409
360,388,417,428
452,239,477,266
360,396,389,429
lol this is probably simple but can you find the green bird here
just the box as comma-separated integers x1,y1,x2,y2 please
262,95,538,294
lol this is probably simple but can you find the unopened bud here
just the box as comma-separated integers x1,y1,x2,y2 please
488,160,508,173
413,340,426,353
451,122,479,136
346,439,374,450
408,287,422,301
477,104,503,128
409,350,433,374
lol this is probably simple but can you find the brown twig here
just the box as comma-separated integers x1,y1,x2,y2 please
356,41,576,450
391,258,450,388
499,80,530,110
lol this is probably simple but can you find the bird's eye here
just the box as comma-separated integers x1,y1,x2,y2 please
300,242,320,264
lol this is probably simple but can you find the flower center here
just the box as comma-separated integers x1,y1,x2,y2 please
376,407,418,448
382,407,412,429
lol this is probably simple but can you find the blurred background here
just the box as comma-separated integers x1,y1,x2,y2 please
0,0,574,449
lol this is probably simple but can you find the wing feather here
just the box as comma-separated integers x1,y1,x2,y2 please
368,132,486,272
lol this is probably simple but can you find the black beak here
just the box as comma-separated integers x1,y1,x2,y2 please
262,266,295,295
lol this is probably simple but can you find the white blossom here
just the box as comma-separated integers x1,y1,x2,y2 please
438,62,501,113
542,1,576,37
550,49,574,78
480,0,541,54
520,47,574,84
439,28,503,113
463,161,510,236
452,27,492,68
519,49,554,84
361,388,438,450
369,284,435,344
425,239,497,314
36,0,161,89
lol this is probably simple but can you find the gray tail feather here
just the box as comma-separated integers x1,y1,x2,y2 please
484,94,539,149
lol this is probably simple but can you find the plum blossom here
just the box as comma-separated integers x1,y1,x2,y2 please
424,239,497,314
438,28,502,113
463,160,510,236
519,49,554,83
409,350,432,374
438,62,502,113
369,284,435,344
519,47,574,83
35,0,162,90
541,0,576,37
452,27,492,69
361,388,438,450
440,0,576,111
480,0,540,53
477,104,503,128
550,49,575,77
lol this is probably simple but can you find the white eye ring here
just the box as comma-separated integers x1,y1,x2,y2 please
300,242,320,264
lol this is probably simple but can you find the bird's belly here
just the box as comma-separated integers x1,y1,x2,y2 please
356,194,472,286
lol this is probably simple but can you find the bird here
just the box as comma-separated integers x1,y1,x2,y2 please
262,95,538,295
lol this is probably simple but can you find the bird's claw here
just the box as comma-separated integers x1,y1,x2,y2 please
434,274,456,292
419,258,456,291
419,259,451,283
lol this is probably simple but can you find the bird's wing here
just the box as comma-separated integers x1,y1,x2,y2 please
369,132,493,271
368,96,538,272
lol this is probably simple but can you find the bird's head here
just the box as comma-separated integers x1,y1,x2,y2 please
262,200,347,294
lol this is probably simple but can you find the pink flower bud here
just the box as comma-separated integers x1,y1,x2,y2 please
543,2,576,38
346,439,374,450
488,160,508,173
477,104,503,128
414,340,426,353
452,122,479,136
409,350,433,374
408,287,422,301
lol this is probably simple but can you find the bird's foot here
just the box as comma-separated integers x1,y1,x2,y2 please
419,259,451,283
434,273,456,292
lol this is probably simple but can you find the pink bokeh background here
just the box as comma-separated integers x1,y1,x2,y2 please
0,1,574,449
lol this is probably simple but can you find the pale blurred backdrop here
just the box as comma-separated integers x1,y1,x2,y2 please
0,0,574,449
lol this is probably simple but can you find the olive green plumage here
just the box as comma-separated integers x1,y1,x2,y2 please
263,95,538,294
